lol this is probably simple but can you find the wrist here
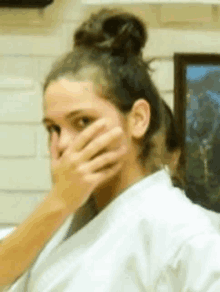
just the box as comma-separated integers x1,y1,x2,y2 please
45,188,77,215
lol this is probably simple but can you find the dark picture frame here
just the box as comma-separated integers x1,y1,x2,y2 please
174,53,220,212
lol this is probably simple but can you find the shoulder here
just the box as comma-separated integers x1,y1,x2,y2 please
125,172,220,287
124,170,216,232
105,169,218,257
136,180,217,244
126,170,218,264
155,231,220,291
136,170,216,232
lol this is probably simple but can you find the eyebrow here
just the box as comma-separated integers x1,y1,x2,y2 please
42,110,84,124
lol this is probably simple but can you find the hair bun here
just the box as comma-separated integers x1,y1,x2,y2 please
74,8,147,57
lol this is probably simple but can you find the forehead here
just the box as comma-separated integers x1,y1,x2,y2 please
44,79,116,115
45,79,95,108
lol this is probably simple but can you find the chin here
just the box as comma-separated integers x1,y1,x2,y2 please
94,166,123,193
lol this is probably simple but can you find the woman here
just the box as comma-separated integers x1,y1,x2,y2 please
1,8,220,291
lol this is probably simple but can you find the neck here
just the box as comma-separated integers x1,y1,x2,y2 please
92,161,148,212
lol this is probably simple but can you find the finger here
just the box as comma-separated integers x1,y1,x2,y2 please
67,118,108,154
50,131,59,161
81,127,123,161
80,145,127,173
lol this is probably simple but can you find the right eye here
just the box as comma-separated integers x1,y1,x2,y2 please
46,125,61,135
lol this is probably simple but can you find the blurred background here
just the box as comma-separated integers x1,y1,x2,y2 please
186,65,220,212
0,0,220,238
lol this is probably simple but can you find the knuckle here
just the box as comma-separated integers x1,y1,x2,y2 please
112,127,122,137
84,174,95,184
83,174,90,182
77,165,85,175
70,153,80,165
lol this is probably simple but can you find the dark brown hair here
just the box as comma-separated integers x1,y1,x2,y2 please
161,100,185,188
162,100,181,153
44,8,164,166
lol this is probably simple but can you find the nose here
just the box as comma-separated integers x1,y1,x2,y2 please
57,129,75,157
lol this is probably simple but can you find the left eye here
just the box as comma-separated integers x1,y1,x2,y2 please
75,117,93,129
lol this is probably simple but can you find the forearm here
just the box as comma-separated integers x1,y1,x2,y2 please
0,190,73,286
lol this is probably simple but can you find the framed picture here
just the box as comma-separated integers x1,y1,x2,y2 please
174,53,220,212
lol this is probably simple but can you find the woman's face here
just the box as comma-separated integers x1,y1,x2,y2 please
43,78,130,160
43,78,154,209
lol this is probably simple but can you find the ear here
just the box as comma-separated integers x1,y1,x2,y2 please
129,99,151,139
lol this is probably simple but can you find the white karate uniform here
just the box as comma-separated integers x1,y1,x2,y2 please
4,169,220,291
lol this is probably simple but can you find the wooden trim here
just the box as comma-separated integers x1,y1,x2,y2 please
174,53,220,211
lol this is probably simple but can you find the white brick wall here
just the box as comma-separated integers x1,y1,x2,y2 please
161,91,174,110
0,125,36,157
0,192,45,224
0,56,38,80
0,76,50,224
0,1,220,226
36,56,58,85
0,89,43,123
0,158,51,191
36,125,50,158
149,59,174,107
145,28,220,58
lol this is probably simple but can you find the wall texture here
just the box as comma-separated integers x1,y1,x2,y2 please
0,1,220,226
